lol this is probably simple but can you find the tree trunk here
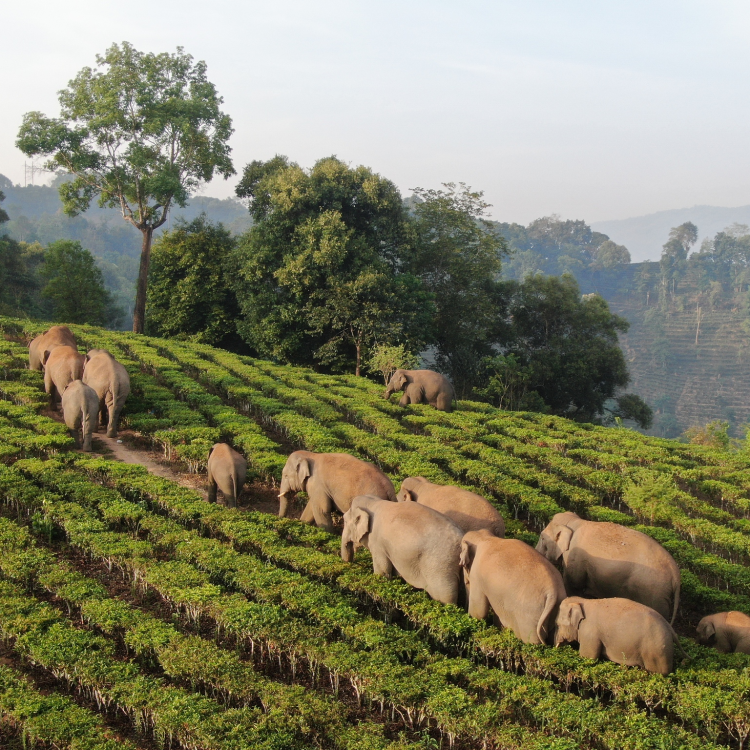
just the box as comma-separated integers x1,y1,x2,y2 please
355,341,361,377
132,227,154,334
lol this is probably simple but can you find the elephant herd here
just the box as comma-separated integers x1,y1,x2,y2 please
275,449,750,675
28,326,130,449
25,331,750,672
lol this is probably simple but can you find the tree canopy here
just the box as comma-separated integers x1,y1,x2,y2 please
232,155,433,373
16,41,234,333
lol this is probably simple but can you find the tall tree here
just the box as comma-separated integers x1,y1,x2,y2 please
16,41,234,333
233,155,432,373
409,183,508,396
146,215,243,351
660,222,697,299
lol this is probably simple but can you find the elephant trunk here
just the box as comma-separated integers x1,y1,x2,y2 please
383,387,393,399
278,493,291,518
341,537,355,563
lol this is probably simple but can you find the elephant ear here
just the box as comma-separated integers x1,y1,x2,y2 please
42,349,52,366
395,371,408,389
352,508,371,544
295,457,311,485
568,602,585,631
400,487,415,502
698,620,716,641
555,526,574,558
459,539,476,570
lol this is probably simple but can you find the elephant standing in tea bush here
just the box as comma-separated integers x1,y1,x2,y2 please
279,451,396,534
207,442,247,508
536,512,681,623
82,349,131,438
61,379,99,451
697,611,750,654
384,369,454,412
341,494,464,605
29,325,77,371
43,346,84,409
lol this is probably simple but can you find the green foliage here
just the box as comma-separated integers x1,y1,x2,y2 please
684,420,732,450
409,183,507,396
16,41,235,333
146,215,243,350
367,343,420,385
233,156,432,373
40,240,121,326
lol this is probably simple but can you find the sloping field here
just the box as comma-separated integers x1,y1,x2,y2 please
0,316,749,749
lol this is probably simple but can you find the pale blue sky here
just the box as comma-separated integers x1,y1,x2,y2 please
3,0,750,224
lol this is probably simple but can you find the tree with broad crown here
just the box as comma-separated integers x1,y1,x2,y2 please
15,41,235,334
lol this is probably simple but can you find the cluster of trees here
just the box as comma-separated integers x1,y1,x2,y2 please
0,192,122,326
10,40,650,427
145,156,651,427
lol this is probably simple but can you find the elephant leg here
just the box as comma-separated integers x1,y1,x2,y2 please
105,395,119,438
429,578,459,606
468,589,491,620
371,550,393,578
436,393,452,412
311,500,334,534
578,635,603,661
398,392,411,407
207,470,218,504
562,563,587,596
300,501,315,524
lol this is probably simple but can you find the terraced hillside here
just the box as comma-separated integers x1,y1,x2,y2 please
0,316,750,749
612,299,750,437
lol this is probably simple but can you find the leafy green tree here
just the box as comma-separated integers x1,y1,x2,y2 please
367,343,420,385
40,240,121,326
591,239,630,269
501,274,648,425
146,215,243,350
16,41,235,334
604,393,653,429
477,354,536,412
233,155,432,373
660,222,697,300
0,190,9,225
409,183,508,396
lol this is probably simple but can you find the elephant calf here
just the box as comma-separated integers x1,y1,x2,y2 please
29,325,77,371
536,511,681,624
279,451,396,534
398,477,505,536
207,443,247,508
82,349,131,438
61,380,99,451
384,369,454,412
43,346,84,409
555,596,679,675
341,495,464,605
460,530,566,644
697,611,750,654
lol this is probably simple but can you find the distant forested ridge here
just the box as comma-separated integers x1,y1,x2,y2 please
0,173,251,327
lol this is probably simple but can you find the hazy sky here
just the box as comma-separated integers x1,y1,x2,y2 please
2,0,750,224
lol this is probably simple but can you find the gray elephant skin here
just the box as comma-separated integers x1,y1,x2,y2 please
341,495,464,605
460,529,566,644
61,380,99,451
697,611,750,654
207,442,247,508
279,451,396,534
384,369,455,412
555,596,678,675
536,511,681,624
43,346,84,408
398,476,505,537
82,349,131,438
29,326,77,371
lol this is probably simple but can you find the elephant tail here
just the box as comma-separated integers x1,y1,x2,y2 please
670,574,681,626
672,629,690,662
537,591,558,645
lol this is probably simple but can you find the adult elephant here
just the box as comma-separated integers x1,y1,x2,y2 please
279,451,396,534
397,477,505,536
341,494,464,605
207,443,247,508
29,326,77,371
82,349,131,438
384,369,454,412
460,529,565,644
43,346,84,409
536,511,681,624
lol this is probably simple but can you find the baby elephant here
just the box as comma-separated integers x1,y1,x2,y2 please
398,477,505,536
61,380,99,451
341,495,464,605
207,443,247,508
697,611,750,654
384,369,455,412
460,529,566,644
555,596,679,675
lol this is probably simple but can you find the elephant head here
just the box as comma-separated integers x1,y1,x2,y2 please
340,506,371,562
397,476,427,502
536,512,583,562
278,452,312,516
554,598,585,647
384,369,409,399
696,616,717,646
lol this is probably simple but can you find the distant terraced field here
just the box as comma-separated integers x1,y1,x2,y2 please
0,315,749,749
